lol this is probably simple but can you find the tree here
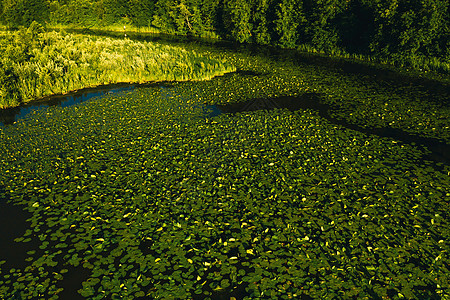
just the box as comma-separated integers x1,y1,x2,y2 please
103,0,130,25
152,0,209,35
252,0,271,44
224,0,253,43
2,0,49,27
367,0,441,57
334,0,376,54
129,0,156,28
198,0,221,36
301,0,349,52
274,0,305,48
171,1,195,33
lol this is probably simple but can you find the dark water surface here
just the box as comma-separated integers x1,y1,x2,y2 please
1,74,449,166
0,85,134,126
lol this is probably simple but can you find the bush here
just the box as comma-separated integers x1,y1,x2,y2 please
0,59,21,108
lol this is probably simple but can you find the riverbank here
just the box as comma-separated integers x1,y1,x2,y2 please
52,24,450,86
51,22,450,76
0,24,235,109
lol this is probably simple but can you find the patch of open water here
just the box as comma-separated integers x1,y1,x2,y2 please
1,77,448,165
0,85,135,126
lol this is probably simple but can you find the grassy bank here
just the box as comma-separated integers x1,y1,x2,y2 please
0,24,235,109
49,23,162,35
62,24,450,78
295,43,450,78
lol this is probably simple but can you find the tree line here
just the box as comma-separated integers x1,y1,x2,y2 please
1,0,449,64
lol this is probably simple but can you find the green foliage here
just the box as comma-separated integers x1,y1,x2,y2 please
0,59,20,108
102,0,130,25
1,0,49,27
152,0,178,34
48,0,97,27
252,0,272,45
151,0,193,34
149,0,449,72
0,26,235,108
302,0,346,51
2,0,447,72
333,0,376,53
369,0,450,58
197,0,221,37
169,1,199,34
224,0,253,43
128,0,156,28
274,0,304,47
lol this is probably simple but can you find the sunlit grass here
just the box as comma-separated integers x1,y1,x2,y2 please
0,29,235,108
49,23,162,35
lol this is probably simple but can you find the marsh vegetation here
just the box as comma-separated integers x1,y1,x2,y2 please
3,0,450,74
0,23,235,108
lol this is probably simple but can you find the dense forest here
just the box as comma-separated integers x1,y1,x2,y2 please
1,0,449,70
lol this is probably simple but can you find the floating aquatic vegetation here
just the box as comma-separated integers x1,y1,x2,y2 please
0,36,449,299
178,40,450,144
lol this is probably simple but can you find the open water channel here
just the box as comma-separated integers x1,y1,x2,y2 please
1,67,448,165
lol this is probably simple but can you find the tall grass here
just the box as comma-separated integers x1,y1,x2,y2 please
0,25,235,109
295,43,450,75
50,22,449,77
49,23,163,35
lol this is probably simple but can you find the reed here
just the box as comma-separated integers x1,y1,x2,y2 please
0,27,235,108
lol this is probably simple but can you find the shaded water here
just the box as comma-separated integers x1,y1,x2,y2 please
0,195,89,300
0,189,33,271
0,85,134,126
1,77,448,165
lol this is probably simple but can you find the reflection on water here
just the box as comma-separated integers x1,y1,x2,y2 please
214,94,450,165
0,85,134,126
214,93,327,114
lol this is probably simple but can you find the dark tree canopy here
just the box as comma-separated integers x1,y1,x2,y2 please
1,0,49,27
1,0,448,66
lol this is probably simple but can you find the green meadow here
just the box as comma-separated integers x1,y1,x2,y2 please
0,32,449,300
0,24,235,108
